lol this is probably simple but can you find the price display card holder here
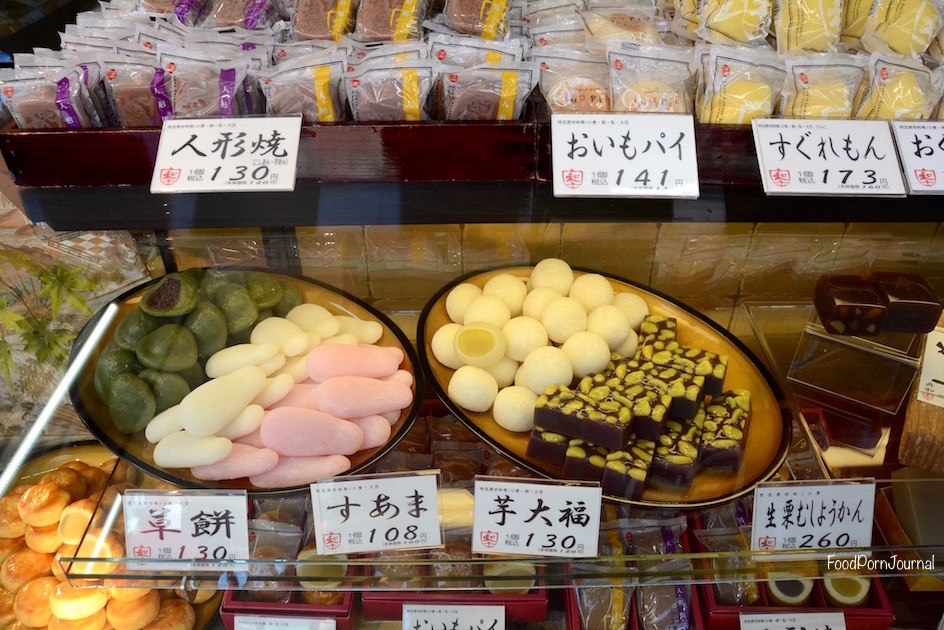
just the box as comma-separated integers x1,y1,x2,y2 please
750,479,875,558
150,116,303,193
471,477,602,557
403,604,505,630
915,325,944,409
234,616,336,630
310,470,443,556
550,113,699,199
123,489,250,571
752,118,906,196
740,611,847,630
892,121,944,194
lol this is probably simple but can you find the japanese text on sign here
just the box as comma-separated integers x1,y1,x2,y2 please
892,121,944,194
915,326,944,409
123,490,249,571
150,117,302,193
551,113,699,198
402,604,505,630
471,478,601,558
752,119,905,196
739,611,847,630
750,480,875,556
233,616,336,630
310,472,442,555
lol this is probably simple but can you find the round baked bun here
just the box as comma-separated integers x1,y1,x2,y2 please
545,77,610,113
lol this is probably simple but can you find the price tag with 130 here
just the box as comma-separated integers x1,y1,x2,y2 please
740,612,847,630
551,113,699,198
310,471,442,555
150,116,302,193
123,490,249,571
892,121,944,194
752,118,905,196
750,479,875,556
471,478,601,557
402,604,505,630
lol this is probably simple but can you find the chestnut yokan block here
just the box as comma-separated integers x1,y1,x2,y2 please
698,390,751,472
601,437,655,500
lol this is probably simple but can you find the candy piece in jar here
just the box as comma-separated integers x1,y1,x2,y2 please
870,271,942,333
335,316,384,344
528,258,575,295
813,274,888,336
448,365,499,412
492,385,538,432
286,303,341,338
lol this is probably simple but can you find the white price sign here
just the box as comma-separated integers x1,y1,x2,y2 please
150,116,302,193
915,326,944,409
310,472,441,555
550,113,699,198
750,480,875,556
471,478,601,557
123,490,249,571
402,604,504,630
234,616,336,630
892,121,944,194
752,118,906,196
740,612,846,630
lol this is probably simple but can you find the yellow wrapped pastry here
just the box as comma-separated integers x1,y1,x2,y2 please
705,77,774,123
672,0,702,39
775,0,843,52
854,54,943,119
861,0,941,57
581,9,662,44
780,53,867,118
841,0,874,45
698,0,772,43
699,46,785,124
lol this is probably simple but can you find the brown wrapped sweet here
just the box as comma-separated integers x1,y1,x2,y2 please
294,0,355,40
104,64,173,129
353,0,426,41
442,0,509,38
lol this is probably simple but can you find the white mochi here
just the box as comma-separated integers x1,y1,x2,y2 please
615,328,639,358
521,287,563,321
448,366,499,413
541,297,588,344
568,273,615,313
562,331,611,378
587,305,632,351
528,258,575,295
492,386,539,432
515,346,573,396
483,274,528,317
486,356,520,389
613,292,650,330
431,323,465,370
446,283,483,324
502,316,549,362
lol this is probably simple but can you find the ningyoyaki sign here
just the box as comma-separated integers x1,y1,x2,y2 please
551,113,699,199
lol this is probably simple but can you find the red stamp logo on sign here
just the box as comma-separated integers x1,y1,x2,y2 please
159,167,181,186
769,168,791,187
915,168,937,187
479,530,499,548
133,545,152,558
757,536,777,550
322,532,342,550
562,169,584,189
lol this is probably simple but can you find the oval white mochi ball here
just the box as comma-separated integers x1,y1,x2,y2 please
446,283,483,324
462,295,512,328
541,296,588,344
613,292,650,330
562,331,611,378
587,305,631,351
528,258,574,295
615,328,639,358
502,316,549,362
493,386,539,432
486,356,520,389
569,273,614,313
431,323,464,370
448,365,499,413
515,346,573,395
521,287,563,321
483,274,528,317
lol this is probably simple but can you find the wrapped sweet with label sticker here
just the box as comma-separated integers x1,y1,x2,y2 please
773,0,843,52
441,61,539,120
853,52,944,120
344,59,436,121
697,0,772,44
259,50,346,123
698,45,786,125
580,8,666,52
135,0,211,25
531,46,611,113
443,0,511,39
293,0,355,40
353,0,428,41
607,43,696,113
157,46,249,118
103,63,174,128
861,0,942,58
0,69,99,130
779,53,867,118
205,0,280,29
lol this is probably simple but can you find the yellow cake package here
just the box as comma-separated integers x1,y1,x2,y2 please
773,0,843,52
853,52,944,119
698,44,787,124
672,0,702,40
606,43,697,112
697,0,772,44
840,0,874,47
778,52,867,117
860,0,942,57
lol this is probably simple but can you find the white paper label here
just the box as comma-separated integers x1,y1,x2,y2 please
892,121,944,194
123,490,249,570
471,479,601,557
915,326,944,409
234,616,336,630
551,113,699,198
402,604,505,630
750,480,875,555
150,116,302,193
310,472,441,555
752,118,905,196
740,612,847,630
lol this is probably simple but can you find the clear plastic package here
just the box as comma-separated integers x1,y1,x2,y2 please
531,46,610,113
607,43,696,113
778,52,867,118
441,61,540,120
